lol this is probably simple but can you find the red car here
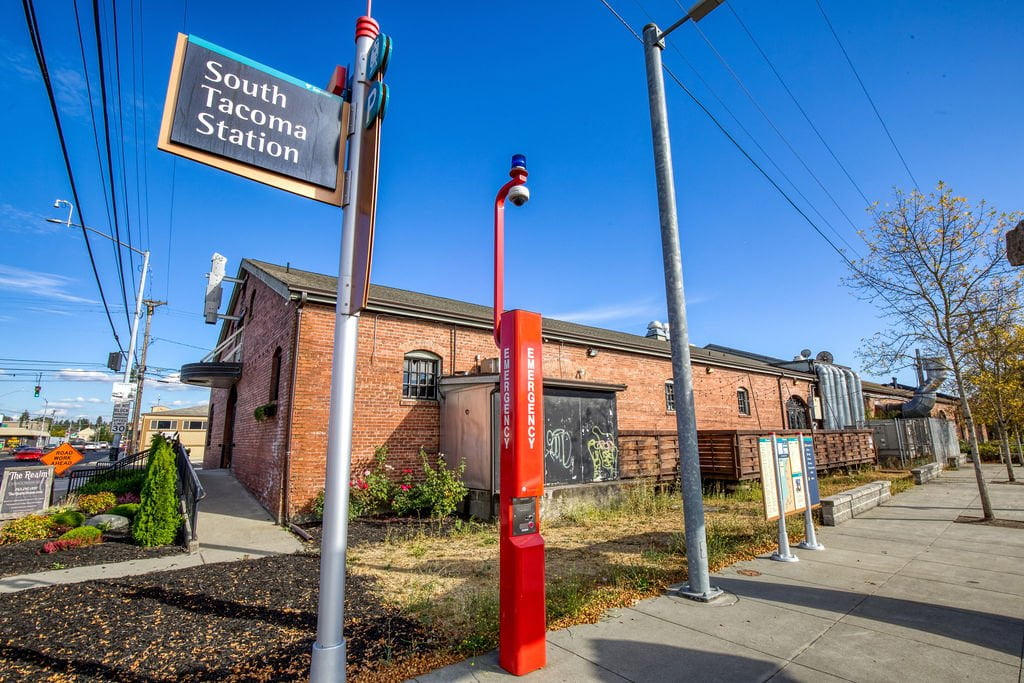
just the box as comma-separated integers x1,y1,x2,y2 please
13,446,44,461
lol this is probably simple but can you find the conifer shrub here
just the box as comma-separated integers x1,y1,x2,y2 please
108,503,140,520
49,510,86,528
132,438,182,547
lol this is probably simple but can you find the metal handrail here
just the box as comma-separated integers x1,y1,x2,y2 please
201,326,243,363
171,436,206,547
63,448,149,499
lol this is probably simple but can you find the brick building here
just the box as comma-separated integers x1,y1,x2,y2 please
182,259,958,522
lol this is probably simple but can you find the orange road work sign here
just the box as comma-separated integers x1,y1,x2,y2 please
41,443,84,477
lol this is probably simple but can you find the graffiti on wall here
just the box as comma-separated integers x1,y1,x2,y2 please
545,428,574,475
586,426,618,481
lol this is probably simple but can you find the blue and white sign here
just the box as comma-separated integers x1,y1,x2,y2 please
364,81,390,129
801,436,821,506
367,33,392,80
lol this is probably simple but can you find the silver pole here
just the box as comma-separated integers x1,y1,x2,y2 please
310,25,373,683
770,433,798,562
111,249,149,461
796,433,824,551
643,23,720,602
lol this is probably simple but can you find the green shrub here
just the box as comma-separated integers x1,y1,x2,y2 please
348,446,398,517
77,492,117,516
49,510,86,528
108,503,140,520
0,515,55,545
132,438,182,547
310,490,325,521
77,471,146,497
59,525,102,542
417,451,468,518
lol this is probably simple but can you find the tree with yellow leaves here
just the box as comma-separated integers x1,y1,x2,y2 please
846,182,1022,520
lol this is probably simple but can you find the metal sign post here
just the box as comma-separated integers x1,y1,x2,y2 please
770,433,798,563
310,13,385,683
493,156,546,676
797,433,824,551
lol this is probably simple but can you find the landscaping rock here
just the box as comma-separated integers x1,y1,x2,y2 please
85,514,131,534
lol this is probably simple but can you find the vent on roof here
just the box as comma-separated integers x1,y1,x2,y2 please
646,321,670,341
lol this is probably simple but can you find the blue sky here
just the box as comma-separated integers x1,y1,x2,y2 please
1,1,1021,422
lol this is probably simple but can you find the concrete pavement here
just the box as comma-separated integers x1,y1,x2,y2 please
417,465,1024,682
0,468,304,593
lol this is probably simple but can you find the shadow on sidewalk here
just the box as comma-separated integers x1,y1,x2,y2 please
715,576,1023,657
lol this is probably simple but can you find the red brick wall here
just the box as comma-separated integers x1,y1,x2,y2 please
206,286,818,520
204,276,297,520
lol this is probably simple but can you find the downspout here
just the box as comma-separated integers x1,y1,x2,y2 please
776,375,788,429
814,364,832,429
279,291,306,523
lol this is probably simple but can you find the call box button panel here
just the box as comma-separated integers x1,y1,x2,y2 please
511,496,538,536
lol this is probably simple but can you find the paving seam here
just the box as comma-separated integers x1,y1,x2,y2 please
894,567,1024,600
908,553,1024,577
765,660,857,683
546,639,635,682
623,602,792,671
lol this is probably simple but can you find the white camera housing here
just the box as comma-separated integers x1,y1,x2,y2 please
508,185,530,207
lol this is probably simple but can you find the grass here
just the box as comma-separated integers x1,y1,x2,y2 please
348,466,914,669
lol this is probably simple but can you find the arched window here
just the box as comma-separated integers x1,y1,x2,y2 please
786,396,810,429
664,380,675,412
737,387,751,416
403,350,441,400
269,347,282,403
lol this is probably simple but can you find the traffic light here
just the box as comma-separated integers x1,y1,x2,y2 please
34,385,41,398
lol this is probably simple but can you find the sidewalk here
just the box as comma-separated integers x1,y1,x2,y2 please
0,468,304,593
418,465,1024,682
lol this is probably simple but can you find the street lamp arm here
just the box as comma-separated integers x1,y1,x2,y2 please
655,0,724,42
45,216,147,257
493,163,528,346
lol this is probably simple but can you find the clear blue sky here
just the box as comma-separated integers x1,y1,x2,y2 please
1,0,1021,422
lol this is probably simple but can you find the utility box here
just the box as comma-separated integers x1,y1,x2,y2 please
439,375,623,520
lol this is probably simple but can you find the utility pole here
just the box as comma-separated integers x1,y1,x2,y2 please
642,0,725,602
126,300,165,454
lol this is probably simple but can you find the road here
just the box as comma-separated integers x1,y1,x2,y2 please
0,448,121,504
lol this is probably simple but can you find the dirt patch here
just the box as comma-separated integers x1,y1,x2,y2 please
954,515,1024,529
0,553,440,681
0,535,182,579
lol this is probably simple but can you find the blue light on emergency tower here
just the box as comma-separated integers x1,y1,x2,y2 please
511,154,527,170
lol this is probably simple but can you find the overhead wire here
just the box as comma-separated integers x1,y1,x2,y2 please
595,0,937,335
110,1,139,298
686,16,863,253
21,0,124,355
633,0,860,257
91,0,133,327
726,3,874,211
813,0,920,190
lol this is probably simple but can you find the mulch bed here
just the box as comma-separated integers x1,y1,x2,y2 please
0,536,182,579
954,515,1024,529
0,552,442,681
298,517,464,551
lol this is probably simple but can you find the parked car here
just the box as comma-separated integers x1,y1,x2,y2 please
13,446,44,461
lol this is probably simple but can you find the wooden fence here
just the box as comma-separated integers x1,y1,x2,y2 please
619,429,876,483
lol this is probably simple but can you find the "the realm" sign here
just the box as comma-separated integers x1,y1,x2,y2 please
159,34,349,206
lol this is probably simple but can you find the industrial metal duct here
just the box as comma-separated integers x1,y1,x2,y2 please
902,358,948,418
813,362,865,429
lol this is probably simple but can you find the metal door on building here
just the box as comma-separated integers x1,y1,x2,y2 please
543,388,619,485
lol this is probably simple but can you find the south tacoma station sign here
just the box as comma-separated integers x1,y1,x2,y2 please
159,35,348,205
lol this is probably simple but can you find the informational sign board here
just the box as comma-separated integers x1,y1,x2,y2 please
800,435,821,506
0,467,54,520
159,34,349,206
41,443,84,477
759,436,808,522
112,381,136,401
111,400,132,434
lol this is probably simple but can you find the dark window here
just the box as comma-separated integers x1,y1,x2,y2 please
248,290,256,321
786,396,809,430
402,351,441,400
185,420,206,430
270,347,282,402
206,405,214,446
665,381,675,412
151,419,177,430
737,388,750,416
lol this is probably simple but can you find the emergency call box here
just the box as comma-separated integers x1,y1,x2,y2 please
511,497,538,536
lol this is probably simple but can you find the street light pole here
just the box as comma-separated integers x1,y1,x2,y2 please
126,299,166,454
642,0,724,602
48,200,150,460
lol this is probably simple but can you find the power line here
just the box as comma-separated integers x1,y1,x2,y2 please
21,0,124,355
726,3,873,211
687,17,863,252
814,0,920,190
91,0,132,326
111,2,139,297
